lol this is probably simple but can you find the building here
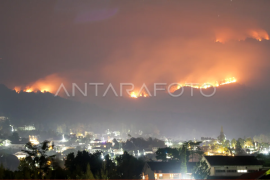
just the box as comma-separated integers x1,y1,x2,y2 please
85,131,94,137
201,146,211,153
237,170,268,179
0,116,7,122
217,126,226,142
203,156,263,178
14,151,27,159
2,139,11,146
18,125,36,131
201,137,216,142
142,161,195,179
113,131,120,136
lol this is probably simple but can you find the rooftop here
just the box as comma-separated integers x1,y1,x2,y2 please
146,161,196,173
204,156,262,166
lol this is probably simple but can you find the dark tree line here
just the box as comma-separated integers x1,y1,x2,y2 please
0,140,145,179
122,137,165,150
156,141,204,162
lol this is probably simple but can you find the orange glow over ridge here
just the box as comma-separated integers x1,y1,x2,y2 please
14,86,51,93
13,74,64,94
130,77,237,98
172,77,237,92
130,91,149,99
215,29,269,43
13,76,237,98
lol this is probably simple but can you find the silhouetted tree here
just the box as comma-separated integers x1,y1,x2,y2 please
237,138,245,148
65,150,103,179
84,163,95,179
113,138,120,149
0,164,4,179
231,138,237,148
115,151,144,179
224,140,230,147
156,147,180,161
180,145,187,176
256,153,270,167
22,140,55,178
192,160,210,179
8,132,19,143
235,140,245,155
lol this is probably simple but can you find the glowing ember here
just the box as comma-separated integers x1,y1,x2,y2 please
13,86,51,93
14,87,21,93
180,77,237,89
25,88,33,93
249,30,269,41
130,77,237,98
130,92,138,98
215,29,269,43
13,74,63,94
130,91,149,98
219,77,236,85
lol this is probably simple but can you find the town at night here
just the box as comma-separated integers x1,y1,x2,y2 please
0,0,270,179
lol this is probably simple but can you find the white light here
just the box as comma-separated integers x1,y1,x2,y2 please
262,148,269,154
237,170,247,173
4,141,10,146
10,125,14,132
62,134,67,142
137,150,140,156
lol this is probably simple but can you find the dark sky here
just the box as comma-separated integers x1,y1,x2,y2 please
0,0,270,139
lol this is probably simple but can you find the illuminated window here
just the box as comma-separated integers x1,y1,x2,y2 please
237,170,247,173
159,174,163,179
248,170,258,173
215,170,225,173
173,174,179,179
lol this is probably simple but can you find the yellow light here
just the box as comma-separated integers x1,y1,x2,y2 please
130,92,138,98
25,88,33,93
29,135,39,145
127,77,237,99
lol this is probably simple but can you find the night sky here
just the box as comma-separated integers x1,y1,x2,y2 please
0,0,270,139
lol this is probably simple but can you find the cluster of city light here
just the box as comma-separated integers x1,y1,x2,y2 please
4,140,11,146
29,135,39,145
261,148,269,155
